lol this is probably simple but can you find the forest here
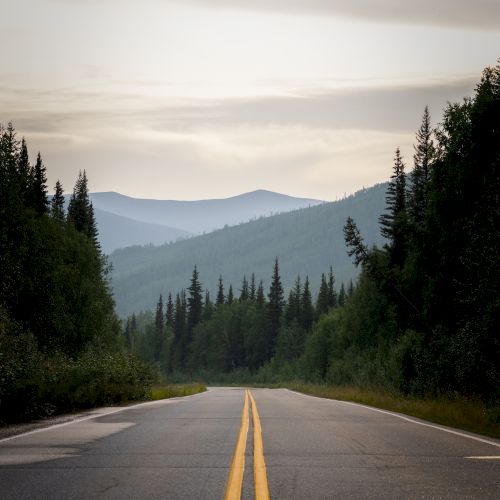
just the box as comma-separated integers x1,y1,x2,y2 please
1,62,498,425
0,127,155,423
124,62,499,406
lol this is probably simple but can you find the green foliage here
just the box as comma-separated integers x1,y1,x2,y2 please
0,308,156,423
0,125,155,423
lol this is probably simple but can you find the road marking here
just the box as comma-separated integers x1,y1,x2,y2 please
465,456,500,460
287,389,500,449
249,391,270,500
225,390,250,500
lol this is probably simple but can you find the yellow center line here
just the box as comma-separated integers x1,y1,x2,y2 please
224,389,250,500
249,390,270,500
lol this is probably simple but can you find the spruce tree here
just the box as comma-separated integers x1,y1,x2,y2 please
67,170,99,248
187,266,203,333
316,273,330,317
379,148,408,266
338,283,346,307
226,284,234,305
18,138,31,203
249,273,256,301
267,258,284,356
344,217,369,267
203,289,214,321
409,106,435,231
239,275,249,302
166,293,174,328
285,276,301,325
154,294,164,362
301,276,314,331
216,275,225,306
31,152,48,216
51,180,65,222
327,267,337,308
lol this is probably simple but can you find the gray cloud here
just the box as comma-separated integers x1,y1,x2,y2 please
143,77,478,134
2,76,477,138
174,0,500,31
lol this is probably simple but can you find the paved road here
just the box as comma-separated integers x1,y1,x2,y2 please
0,387,499,499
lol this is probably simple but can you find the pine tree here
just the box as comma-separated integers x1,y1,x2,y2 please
18,138,31,203
249,273,256,301
285,276,301,325
226,284,234,305
154,294,164,362
338,283,346,307
344,217,369,267
203,289,214,321
31,152,48,216
409,106,435,231
239,275,249,302
216,276,225,306
327,267,337,308
301,276,314,331
51,180,65,222
267,258,284,356
379,148,408,266
67,170,99,248
187,266,203,333
166,293,174,329
316,273,330,317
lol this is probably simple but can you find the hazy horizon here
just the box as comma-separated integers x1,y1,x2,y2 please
2,0,499,201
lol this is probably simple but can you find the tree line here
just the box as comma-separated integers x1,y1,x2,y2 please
124,62,499,404
0,125,154,423
124,261,353,378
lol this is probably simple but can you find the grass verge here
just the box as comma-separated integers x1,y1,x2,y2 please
149,383,207,401
283,383,500,439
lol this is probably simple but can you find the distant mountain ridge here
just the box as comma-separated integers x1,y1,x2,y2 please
93,209,191,254
90,190,324,234
109,183,388,317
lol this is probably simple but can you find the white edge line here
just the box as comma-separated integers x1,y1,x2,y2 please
0,389,208,444
285,389,500,449
465,456,500,459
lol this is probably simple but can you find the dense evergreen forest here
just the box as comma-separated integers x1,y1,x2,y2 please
111,183,386,316
0,126,154,423
124,63,499,405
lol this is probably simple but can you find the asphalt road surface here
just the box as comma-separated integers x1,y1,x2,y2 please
0,387,499,499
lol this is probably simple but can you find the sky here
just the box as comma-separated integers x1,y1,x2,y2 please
1,0,499,201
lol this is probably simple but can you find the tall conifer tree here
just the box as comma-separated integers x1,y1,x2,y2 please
51,180,65,222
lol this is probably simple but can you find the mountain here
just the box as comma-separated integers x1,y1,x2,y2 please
109,183,388,317
93,209,191,254
90,190,324,234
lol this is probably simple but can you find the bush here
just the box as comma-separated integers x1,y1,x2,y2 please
0,309,157,424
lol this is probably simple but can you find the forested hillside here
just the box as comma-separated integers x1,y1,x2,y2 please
110,183,387,316
122,62,499,408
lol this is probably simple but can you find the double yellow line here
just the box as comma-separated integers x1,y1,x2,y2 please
224,390,270,500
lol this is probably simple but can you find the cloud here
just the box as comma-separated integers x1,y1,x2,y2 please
174,0,500,31
0,75,478,199
1,76,477,142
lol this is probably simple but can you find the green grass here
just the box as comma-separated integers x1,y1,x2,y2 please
283,383,500,439
149,383,207,401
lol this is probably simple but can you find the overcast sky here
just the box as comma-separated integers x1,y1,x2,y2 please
2,0,499,200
